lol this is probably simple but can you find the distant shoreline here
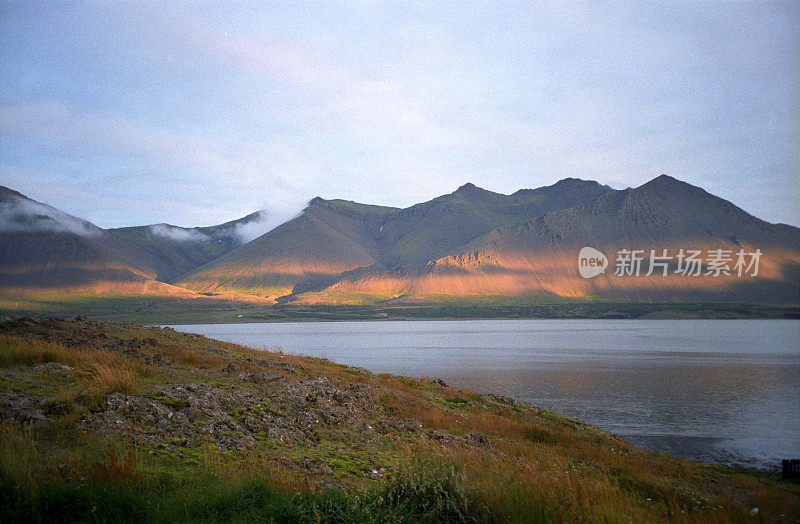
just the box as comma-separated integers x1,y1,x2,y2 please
1,298,798,325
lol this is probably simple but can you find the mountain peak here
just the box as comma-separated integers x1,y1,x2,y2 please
514,178,605,196
632,174,713,201
453,182,496,199
453,182,482,194
640,174,689,190
654,173,679,183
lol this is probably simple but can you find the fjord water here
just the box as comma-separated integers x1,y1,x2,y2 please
168,319,800,471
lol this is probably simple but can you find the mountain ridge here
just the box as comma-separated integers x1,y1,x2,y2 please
1,177,797,306
0,186,264,295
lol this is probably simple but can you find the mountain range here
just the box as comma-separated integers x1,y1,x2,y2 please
1,176,798,306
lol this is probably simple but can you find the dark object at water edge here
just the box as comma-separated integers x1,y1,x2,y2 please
782,459,800,478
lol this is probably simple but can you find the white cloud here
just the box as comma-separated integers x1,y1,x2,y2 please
148,224,209,242
0,195,101,237
229,211,273,243
1,2,797,226
147,210,294,244
213,209,303,244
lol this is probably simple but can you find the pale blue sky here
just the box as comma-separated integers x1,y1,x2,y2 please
1,1,798,229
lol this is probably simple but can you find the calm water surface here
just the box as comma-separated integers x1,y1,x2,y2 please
167,319,800,471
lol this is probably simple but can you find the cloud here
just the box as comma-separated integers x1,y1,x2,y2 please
229,211,272,243
147,210,294,245
148,224,209,243
0,101,315,228
0,195,101,237
221,209,301,244
0,2,797,226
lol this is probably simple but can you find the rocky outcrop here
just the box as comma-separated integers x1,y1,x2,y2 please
0,393,50,427
82,377,391,452
80,376,496,460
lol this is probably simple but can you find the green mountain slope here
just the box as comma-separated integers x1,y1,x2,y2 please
178,199,398,299
377,179,612,268
3,176,798,306
110,211,267,282
318,175,800,304
177,179,612,299
476,175,799,251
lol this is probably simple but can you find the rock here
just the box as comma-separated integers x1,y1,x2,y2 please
31,362,72,374
251,372,282,384
237,371,282,384
465,432,495,450
486,393,517,406
221,362,239,374
366,468,386,479
218,434,256,451
296,456,334,475
0,393,51,427
85,392,191,442
269,361,301,375
80,377,389,466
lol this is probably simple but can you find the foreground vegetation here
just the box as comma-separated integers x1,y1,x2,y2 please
0,317,798,522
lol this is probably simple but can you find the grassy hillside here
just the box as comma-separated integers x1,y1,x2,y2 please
1,317,798,522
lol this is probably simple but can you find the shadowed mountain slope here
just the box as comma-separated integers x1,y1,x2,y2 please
0,186,164,293
110,211,269,283
377,179,613,268
0,186,267,296
178,199,398,299
475,175,798,252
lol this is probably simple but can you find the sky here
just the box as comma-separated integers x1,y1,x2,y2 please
1,1,798,230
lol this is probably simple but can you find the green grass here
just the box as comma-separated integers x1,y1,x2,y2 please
1,318,799,522
0,453,496,523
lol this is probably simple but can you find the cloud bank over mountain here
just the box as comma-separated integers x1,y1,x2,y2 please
149,224,210,243
0,193,100,237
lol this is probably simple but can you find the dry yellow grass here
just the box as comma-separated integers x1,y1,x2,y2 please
0,335,82,367
0,334,141,403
